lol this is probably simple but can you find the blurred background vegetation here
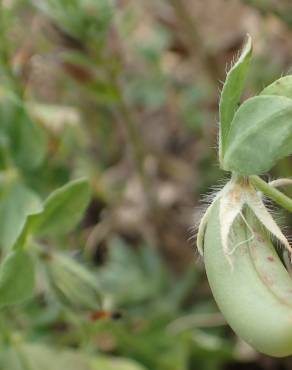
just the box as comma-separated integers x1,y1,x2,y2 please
0,0,292,369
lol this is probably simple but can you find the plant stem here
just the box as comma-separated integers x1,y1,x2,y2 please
250,175,292,212
269,178,292,188
104,50,157,212
116,85,148,183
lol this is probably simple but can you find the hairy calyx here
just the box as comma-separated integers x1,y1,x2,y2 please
197,176,292,267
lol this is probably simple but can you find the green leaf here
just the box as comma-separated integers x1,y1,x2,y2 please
12,179,90,249
0,182,42,250
91,356,148,370
223,95,292,175
0,91,47,170
0,344,147,370
9,105,47,170
46,252,101,310
219,35,252,163
33,0,112,44
1,344,92,370
33,178,90,237
0,250,34,307
260,75,292,98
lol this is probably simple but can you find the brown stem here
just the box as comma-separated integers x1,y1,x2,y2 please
104,44,158,213
117,97,157,211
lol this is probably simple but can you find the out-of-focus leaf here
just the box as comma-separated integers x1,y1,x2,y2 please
165,263,199,310
156,340,188,370
98,237,168,307
219,35,252,162
0,344,91,370
45,252,101,310
107,315,191,370
180,86,206,132
0,181,42,250
135,24,170,62
223,95,292,174
191,329,234,359
59,51,119,102
33,0,113,44
0,344,147,370
0,250,34,307
9,106,47,170
28,103,81,133
13,178,90,249
260,75,292,98
125,75,166,110
0,94,47,170
33,178,90,237
91,355,148,370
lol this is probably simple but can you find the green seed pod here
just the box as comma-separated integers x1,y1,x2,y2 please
204,201,292,357
45,252,101,311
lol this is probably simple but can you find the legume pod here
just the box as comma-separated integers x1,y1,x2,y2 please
204,201,292,357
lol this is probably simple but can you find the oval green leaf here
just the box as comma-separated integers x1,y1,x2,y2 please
33,178,90,237
223,95,292,175
9,106,47,170
0,250,34,307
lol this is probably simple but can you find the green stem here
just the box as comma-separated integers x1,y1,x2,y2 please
250,175,292,212
269,178,292,188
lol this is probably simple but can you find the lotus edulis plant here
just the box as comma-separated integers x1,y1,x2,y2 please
197,35,292,357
